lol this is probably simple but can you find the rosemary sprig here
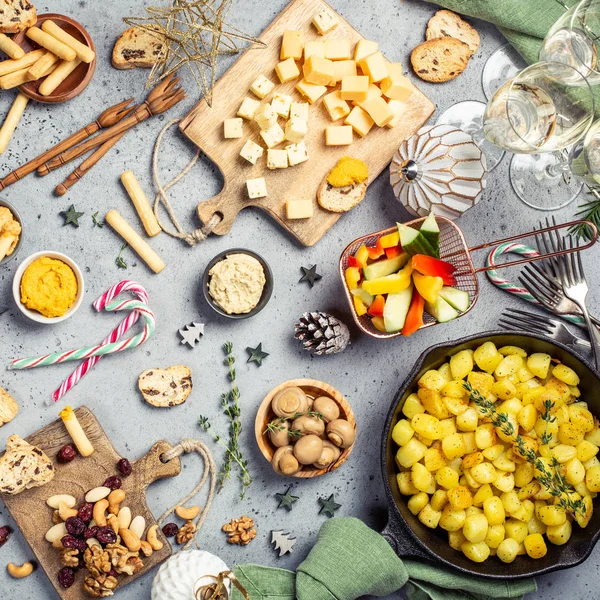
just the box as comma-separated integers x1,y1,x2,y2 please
463,382,585,517
265,411,326,439
569,187,600,241
92,211,104,228
115,243,128,269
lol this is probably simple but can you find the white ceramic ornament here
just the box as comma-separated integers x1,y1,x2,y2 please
390,124,487,220
151,550,230,600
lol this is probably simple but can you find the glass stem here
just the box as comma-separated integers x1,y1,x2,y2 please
546,151,571,178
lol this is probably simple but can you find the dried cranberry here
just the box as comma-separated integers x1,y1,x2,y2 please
78,503,94,524
108,569,118,578
96,526,117,545
58,566,75,588
103,476,122,490
83,526,100,540
162,523,179,537
57,444,77,463
0,525,11,547
66,517,86,537
117,458,132,476
61,535,86,552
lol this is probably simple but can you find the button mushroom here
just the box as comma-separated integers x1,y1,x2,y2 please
271,387,309,419
312,396,340,422
327,419,356,449
313,440,341,469
292,414,325,437
293,434,323,465
268,419,291,447
272,446,302,475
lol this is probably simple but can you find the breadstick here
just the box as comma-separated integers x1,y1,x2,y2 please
59,406,94,457
106,210,165,274
0,33,25,60
0,49,44,77
120,171,161,237
39,58,82,96
0,60,58,90
26,27,77,61
41,20,95,64
0,93,28,154
27,50,59,80
0,234,15,261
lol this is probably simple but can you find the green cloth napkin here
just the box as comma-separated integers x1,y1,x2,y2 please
231,517,537,600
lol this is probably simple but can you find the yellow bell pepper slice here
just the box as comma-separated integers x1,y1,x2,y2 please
355,244,370,267
345,266,361,290
361,264,413,296
412,272,444,303
371,316,386,332
353,295,368,316
379,231,400,249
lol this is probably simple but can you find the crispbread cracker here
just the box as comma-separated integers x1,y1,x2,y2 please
0,387,18,426
410,37,471,83
426,10,480,56
138,365,192,407
112,26,166,70
317,179,368,213
0,0,36,34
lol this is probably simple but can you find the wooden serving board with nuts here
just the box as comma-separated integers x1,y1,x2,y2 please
0,407,181,599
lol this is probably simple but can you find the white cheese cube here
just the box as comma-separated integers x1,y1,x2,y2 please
290,101,309,120
285,117,308,143
260,122,285,148
250,74,275,99
246,177,268,199
271,93,293,118
254,103,277,130
237,97,261,120
223,118,243,139
286,199,313,219
240,139,264,165
286,141,309,166
312,7,339,35
267,149,288,169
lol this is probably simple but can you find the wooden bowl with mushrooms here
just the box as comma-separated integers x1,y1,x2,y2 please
255,379,357,478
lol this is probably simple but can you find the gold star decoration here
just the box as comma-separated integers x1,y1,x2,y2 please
124,0,266,106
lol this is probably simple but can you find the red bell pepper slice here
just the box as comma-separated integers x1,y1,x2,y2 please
367,294,385,317
385,245,402,259
367,238,385,260
347,256,361,268
411,254,457,286
401,289,425,337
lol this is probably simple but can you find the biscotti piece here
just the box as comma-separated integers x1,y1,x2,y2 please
317,179,368,213
0,0,36,34
138,365,192,407
0,387,18,426
0,435,55,495
112,26,166,70
410,37,471,83
426,10,480,56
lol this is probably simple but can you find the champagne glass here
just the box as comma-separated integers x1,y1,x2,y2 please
569,118,600,185
482,44,525,100
483,61,594,210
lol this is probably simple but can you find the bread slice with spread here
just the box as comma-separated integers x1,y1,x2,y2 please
317,156,369,213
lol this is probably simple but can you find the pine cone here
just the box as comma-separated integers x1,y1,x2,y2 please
294,312,350,355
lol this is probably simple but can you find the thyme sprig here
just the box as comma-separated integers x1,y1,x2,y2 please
265,411,325,439
115,243,128,269
463,382,585,517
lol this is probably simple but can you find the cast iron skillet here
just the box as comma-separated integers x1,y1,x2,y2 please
380,330,600,579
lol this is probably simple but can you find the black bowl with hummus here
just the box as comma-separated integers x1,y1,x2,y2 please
202,249,273,319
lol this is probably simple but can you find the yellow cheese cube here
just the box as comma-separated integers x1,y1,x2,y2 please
304,40,325,60
353,83,382,110
333,60,357,83
344,105,374,137
280,30,303,60
324,39,352,61
276,57,300,83
246,177,267,199
237,97,260,120
380,63,415,101
354,39,378,63
303,55,335,85
362,96,394,126
259,122,285,148
250,74,275,99
359,51,389,83
340,75,369,101
286,141,309,166
239,139,264,165
312,7,339,35
295,78,327,104
223,118,243,138
325,125,353,146
323,91,351,121
267,148,288,170
290,101,309,120
385,99,408,128
286,199,313,219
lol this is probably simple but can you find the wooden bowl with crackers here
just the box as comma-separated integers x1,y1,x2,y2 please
255,379,356,478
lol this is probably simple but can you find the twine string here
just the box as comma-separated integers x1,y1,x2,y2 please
194,571,250,600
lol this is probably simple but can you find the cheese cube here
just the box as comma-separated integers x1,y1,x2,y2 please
312,8,339,35
340,75,369,101
285,117,308,143
276,57,300,83
281,30,303,60
344,106,374,137
246,177,268,199
260,122,285,148
362,96,394,126
267,148,289,169
271,93,293,118
354,39,378,63
380,63,415,101
358,51,389,83
353,83,382,110
325,125,353,146
254,103,277,130
286,141,309,166
304,40,325,60
250,74,275,99
324,39,352,61
290,101,309,120
286,199,313,219
385,99,408,128
323,91,351,121
295,79,327,104
333,60,357,83
240,139,264,165
237,97,261,120
223,118,243,139
303,55,335,85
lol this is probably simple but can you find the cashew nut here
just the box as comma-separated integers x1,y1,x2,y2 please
58,502,78,522
107,514,120,535
139,540,153,557
146,524,163,551
93,499,109,527
119,528,141,552
175,505,201,521
107,489,126,515
7,562,35,578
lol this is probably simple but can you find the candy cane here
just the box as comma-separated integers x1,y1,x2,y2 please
50,281,149,403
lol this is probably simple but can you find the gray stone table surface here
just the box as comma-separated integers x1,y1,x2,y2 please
1,0,599,599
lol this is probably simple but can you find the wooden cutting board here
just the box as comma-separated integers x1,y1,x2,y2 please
1,407,181,600
179,0,435,247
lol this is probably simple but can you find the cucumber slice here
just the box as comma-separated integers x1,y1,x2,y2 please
397,223,436,257
363,253,409,280
439,287,470,312
425,296,460,323
419,212,440,258
351,287,374,307
383,284,413,332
